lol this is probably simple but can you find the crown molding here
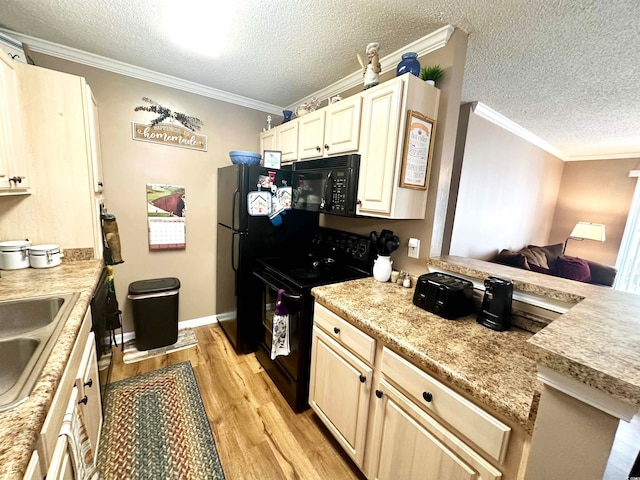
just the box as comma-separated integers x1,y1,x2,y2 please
0,28,284,115
286,25,455,109
471,102,568,160
472,101,640,162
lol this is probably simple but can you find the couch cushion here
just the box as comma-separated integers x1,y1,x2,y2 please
518,246,550,269
527,243,564,268
554,255,592,283
493,249,530,269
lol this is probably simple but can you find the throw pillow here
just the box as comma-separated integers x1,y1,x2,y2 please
518,247,549,270
492,249,530,269
554,255,591,283
529,263,552,275
527,243,564,268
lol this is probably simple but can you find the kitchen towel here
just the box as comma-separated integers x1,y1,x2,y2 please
59,386,98,480
271,289,290,360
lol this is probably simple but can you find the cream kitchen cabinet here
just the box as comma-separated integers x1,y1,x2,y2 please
0,54,30,194
1,65,104,257
309,320,373,468
259,120,299,163
297,96,361,160
38,310,102,474
357,74,440,219
311,302,512,480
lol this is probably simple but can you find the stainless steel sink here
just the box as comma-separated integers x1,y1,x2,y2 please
0,292,79,412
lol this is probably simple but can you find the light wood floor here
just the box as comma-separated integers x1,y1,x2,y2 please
108,324,365,480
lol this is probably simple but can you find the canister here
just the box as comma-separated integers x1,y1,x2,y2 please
0,240,31,270
29,244,63,268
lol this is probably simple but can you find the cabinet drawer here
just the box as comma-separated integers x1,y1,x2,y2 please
314,303,375,365
381,347,511,463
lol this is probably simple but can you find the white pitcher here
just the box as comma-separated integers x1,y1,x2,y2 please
373,255,392,282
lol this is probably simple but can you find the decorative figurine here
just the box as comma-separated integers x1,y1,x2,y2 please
362,42,381,89
266,115,272,130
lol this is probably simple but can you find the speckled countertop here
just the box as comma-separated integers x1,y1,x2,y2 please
312,277,540,434
312,255,640,436
0,260,103,480
430,256,640,411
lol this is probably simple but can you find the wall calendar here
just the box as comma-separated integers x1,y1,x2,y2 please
146,183,186,250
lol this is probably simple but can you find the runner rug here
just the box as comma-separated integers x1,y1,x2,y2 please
97,361,225,480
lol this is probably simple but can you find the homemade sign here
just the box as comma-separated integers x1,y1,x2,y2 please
132,122,208,151
147,184,186,250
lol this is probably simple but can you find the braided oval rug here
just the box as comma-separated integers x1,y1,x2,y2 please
97,361,225,480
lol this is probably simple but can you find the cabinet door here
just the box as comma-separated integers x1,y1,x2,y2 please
357,79,403,216
260,128,277,154
367,379,502,480
23,450,43,480
298,110,325,160
309,326,372,468
46,434,75,480
86,86,103,194
76,332,102,462
278,121,298,163
0,55,29,192
324,96,361,156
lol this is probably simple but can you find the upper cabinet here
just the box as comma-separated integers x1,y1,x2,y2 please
0,55,30,194
357,74,440,219
298,96,361,160
259,120,298,163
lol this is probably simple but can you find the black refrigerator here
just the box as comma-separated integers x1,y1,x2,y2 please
216,164,319,353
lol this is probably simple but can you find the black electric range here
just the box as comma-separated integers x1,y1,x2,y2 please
253,228,374,411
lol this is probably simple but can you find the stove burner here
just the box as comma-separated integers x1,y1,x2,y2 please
312,257,335,269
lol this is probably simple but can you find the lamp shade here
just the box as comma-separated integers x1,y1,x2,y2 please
569,222,606,242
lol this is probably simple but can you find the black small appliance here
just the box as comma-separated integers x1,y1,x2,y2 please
413,272,475,320
477,276,513,331
291,154,360,216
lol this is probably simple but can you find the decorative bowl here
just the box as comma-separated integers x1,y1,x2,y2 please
229,151,261,166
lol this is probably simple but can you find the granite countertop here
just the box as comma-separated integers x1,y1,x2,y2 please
312,278,541,434
430,256,640,412
0,260,103,480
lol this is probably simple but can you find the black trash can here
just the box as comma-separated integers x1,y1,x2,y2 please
127,277,180,351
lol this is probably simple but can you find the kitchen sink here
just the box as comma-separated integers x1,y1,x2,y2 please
0,292,79,412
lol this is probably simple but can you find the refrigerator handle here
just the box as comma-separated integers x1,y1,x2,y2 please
231,231,239,274
231,189,240,231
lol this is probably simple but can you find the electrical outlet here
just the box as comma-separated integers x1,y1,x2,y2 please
408,238,420,258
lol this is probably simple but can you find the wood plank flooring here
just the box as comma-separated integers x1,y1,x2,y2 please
108,324,365,480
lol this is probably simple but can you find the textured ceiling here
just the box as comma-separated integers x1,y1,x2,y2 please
0,0,638,158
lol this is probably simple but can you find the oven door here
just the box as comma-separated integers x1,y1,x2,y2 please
254,270,305,381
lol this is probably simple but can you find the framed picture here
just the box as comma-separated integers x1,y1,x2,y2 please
263,150,282,169
400,110,436,190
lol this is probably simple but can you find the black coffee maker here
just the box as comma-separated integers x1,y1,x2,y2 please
477,276,513,331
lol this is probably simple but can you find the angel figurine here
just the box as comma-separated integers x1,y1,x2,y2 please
357,42,381,89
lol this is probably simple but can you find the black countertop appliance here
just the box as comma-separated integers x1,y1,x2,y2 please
477,276,513,331
413,272,475,320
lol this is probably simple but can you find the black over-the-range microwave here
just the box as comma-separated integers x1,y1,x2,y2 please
291,154,360,217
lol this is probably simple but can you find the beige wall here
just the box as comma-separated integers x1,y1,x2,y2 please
548,158,639,266
28,52,267,332
325,28,468,276
448,104,565,259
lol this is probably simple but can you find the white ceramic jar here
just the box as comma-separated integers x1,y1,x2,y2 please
29,244,63,268
0,240,31,270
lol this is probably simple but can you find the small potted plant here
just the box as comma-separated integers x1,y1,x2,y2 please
420,65,444,86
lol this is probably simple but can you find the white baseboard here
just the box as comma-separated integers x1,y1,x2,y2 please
103,314,219,345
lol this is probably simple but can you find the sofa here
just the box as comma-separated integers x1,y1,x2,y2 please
490,243,617,286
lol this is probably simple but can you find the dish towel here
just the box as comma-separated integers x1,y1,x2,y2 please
59,387,98,480
271,289,290,360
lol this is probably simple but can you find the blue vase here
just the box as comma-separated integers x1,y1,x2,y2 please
396,52,420,77
282,110,293,124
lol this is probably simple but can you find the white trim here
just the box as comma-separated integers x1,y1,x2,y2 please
472,102,640,162
286,25,455,110
629,170,640,178
0,28,283,115
537,365,637,421
472,102,567,160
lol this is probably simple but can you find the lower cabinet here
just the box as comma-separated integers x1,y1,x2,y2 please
310,302,510,480
36,309,102,477
309,326,372,467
